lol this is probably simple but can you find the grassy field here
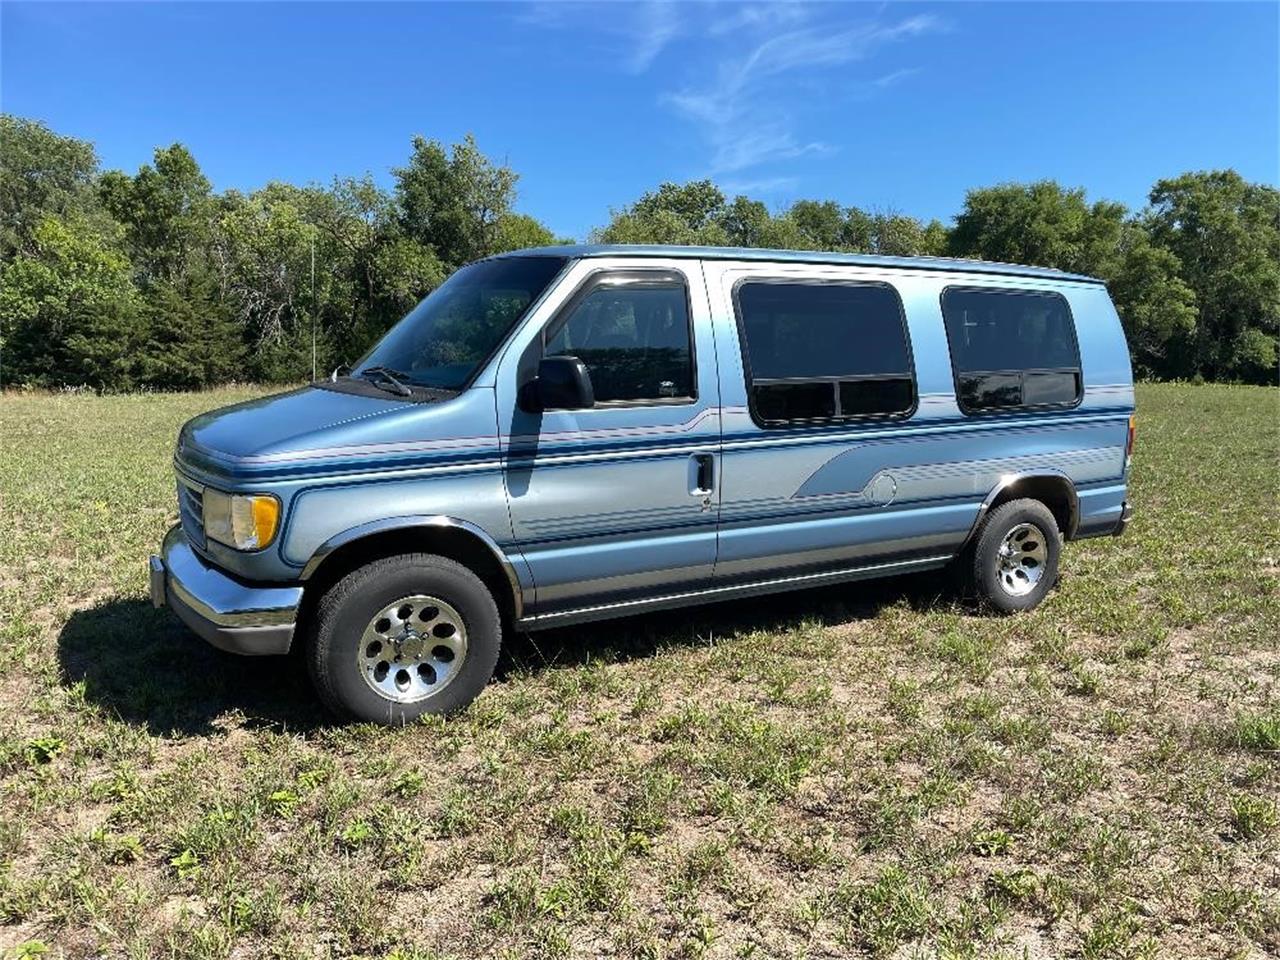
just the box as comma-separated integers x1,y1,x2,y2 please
0,383,1277,960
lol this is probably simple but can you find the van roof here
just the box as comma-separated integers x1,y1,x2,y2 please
494,243,1104,284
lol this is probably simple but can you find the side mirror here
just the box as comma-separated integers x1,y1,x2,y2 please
525,355,595,411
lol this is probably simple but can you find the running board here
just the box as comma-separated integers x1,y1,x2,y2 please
515,554,952,630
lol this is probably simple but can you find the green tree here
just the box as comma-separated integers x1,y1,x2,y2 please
394,134,519,267
1108,228,1198,378
493,212,560,253
99,144,216,286
214,185,313,346
1144,170,1280,382
920,219,949,257
867,211,947,256
0,115,100,259
949,180,1127,277
0,215,141,389
594,180,731,245
138,266,243,389
719,195,774,247
595,184,948,257
310,176,445,364
630,180,727,234
782,199,849,250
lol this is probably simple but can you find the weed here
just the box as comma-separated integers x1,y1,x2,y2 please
835,866,933,954
268,789,299,817
1233,710,1280,752
389,768,426,799
23,736,65,766
1081,903,1156,960
1229,793,1278,840
970,827,1011,857
986,869,1037,902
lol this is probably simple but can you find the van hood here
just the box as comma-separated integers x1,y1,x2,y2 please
175,386,498,482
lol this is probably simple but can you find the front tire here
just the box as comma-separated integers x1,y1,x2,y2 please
307,553,501,724
970,498,1061,613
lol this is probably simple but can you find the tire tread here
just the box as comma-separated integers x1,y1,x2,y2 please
970,498,1061,614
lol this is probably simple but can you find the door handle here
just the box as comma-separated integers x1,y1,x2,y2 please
690,453,715,496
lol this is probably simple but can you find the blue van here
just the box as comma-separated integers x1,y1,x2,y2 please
150,245,1135,723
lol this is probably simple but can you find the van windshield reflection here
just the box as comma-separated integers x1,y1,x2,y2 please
352,255,566,390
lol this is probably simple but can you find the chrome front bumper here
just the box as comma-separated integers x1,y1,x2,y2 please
150,525,302,655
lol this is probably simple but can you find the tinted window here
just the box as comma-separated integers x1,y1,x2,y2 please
942,287,1082,412
544,278,693,403
756,382,835,422
736,281,914,424
1024,370,1080,405
958,372,1022,411
356,256,566,389
840,378,915,417
739,283,911,379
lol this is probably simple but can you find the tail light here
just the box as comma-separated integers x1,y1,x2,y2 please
1125,414,1136,470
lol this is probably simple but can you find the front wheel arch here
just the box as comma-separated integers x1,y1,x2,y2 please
297,519,524,639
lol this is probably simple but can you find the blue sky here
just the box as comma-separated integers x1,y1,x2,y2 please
3,2,1277,240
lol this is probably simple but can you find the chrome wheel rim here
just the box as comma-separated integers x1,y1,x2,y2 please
996,522,1048,597
357,595,468,703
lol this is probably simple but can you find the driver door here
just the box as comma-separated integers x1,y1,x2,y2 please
494,258,721,621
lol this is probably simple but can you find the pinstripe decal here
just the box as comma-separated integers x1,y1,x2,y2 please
179,387,1133,483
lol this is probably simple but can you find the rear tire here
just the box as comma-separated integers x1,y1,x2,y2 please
307,553,501,724
970,498,1061,614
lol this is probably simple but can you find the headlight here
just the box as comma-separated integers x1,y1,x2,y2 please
203,490,281,551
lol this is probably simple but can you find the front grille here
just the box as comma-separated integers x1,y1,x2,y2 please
177,476,206,549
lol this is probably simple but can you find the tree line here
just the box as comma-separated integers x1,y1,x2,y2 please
2,113,1276,391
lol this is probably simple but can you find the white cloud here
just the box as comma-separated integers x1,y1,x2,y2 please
520,0,681,75
623,1,681,73
873,67,923,88
666,11,941,175
706,2,810,38
522,2,941,185
700,125,832,175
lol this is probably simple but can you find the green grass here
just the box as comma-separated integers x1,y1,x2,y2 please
1,382,1277,959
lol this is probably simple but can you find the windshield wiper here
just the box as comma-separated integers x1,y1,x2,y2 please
357,365,413,397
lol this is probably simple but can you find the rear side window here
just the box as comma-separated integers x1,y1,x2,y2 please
735,281,915,426
941,287,1082,412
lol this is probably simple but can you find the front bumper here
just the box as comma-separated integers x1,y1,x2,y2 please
150,525,302,655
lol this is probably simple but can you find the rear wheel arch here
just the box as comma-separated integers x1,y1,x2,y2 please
297,518,524,633
965,471,1080,549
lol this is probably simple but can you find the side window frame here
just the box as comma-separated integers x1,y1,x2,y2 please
731,276,918,430
940,285,1083,416
519,267,700,411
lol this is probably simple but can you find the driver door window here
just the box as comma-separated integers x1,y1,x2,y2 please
543,277,695,404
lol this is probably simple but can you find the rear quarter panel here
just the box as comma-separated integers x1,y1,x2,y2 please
706,261,1133,581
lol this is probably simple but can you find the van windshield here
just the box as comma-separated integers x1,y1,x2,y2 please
352,256,567,390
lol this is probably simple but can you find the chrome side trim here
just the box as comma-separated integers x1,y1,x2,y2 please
299,515,525,621
959,470,1080,549
516,554,950,630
